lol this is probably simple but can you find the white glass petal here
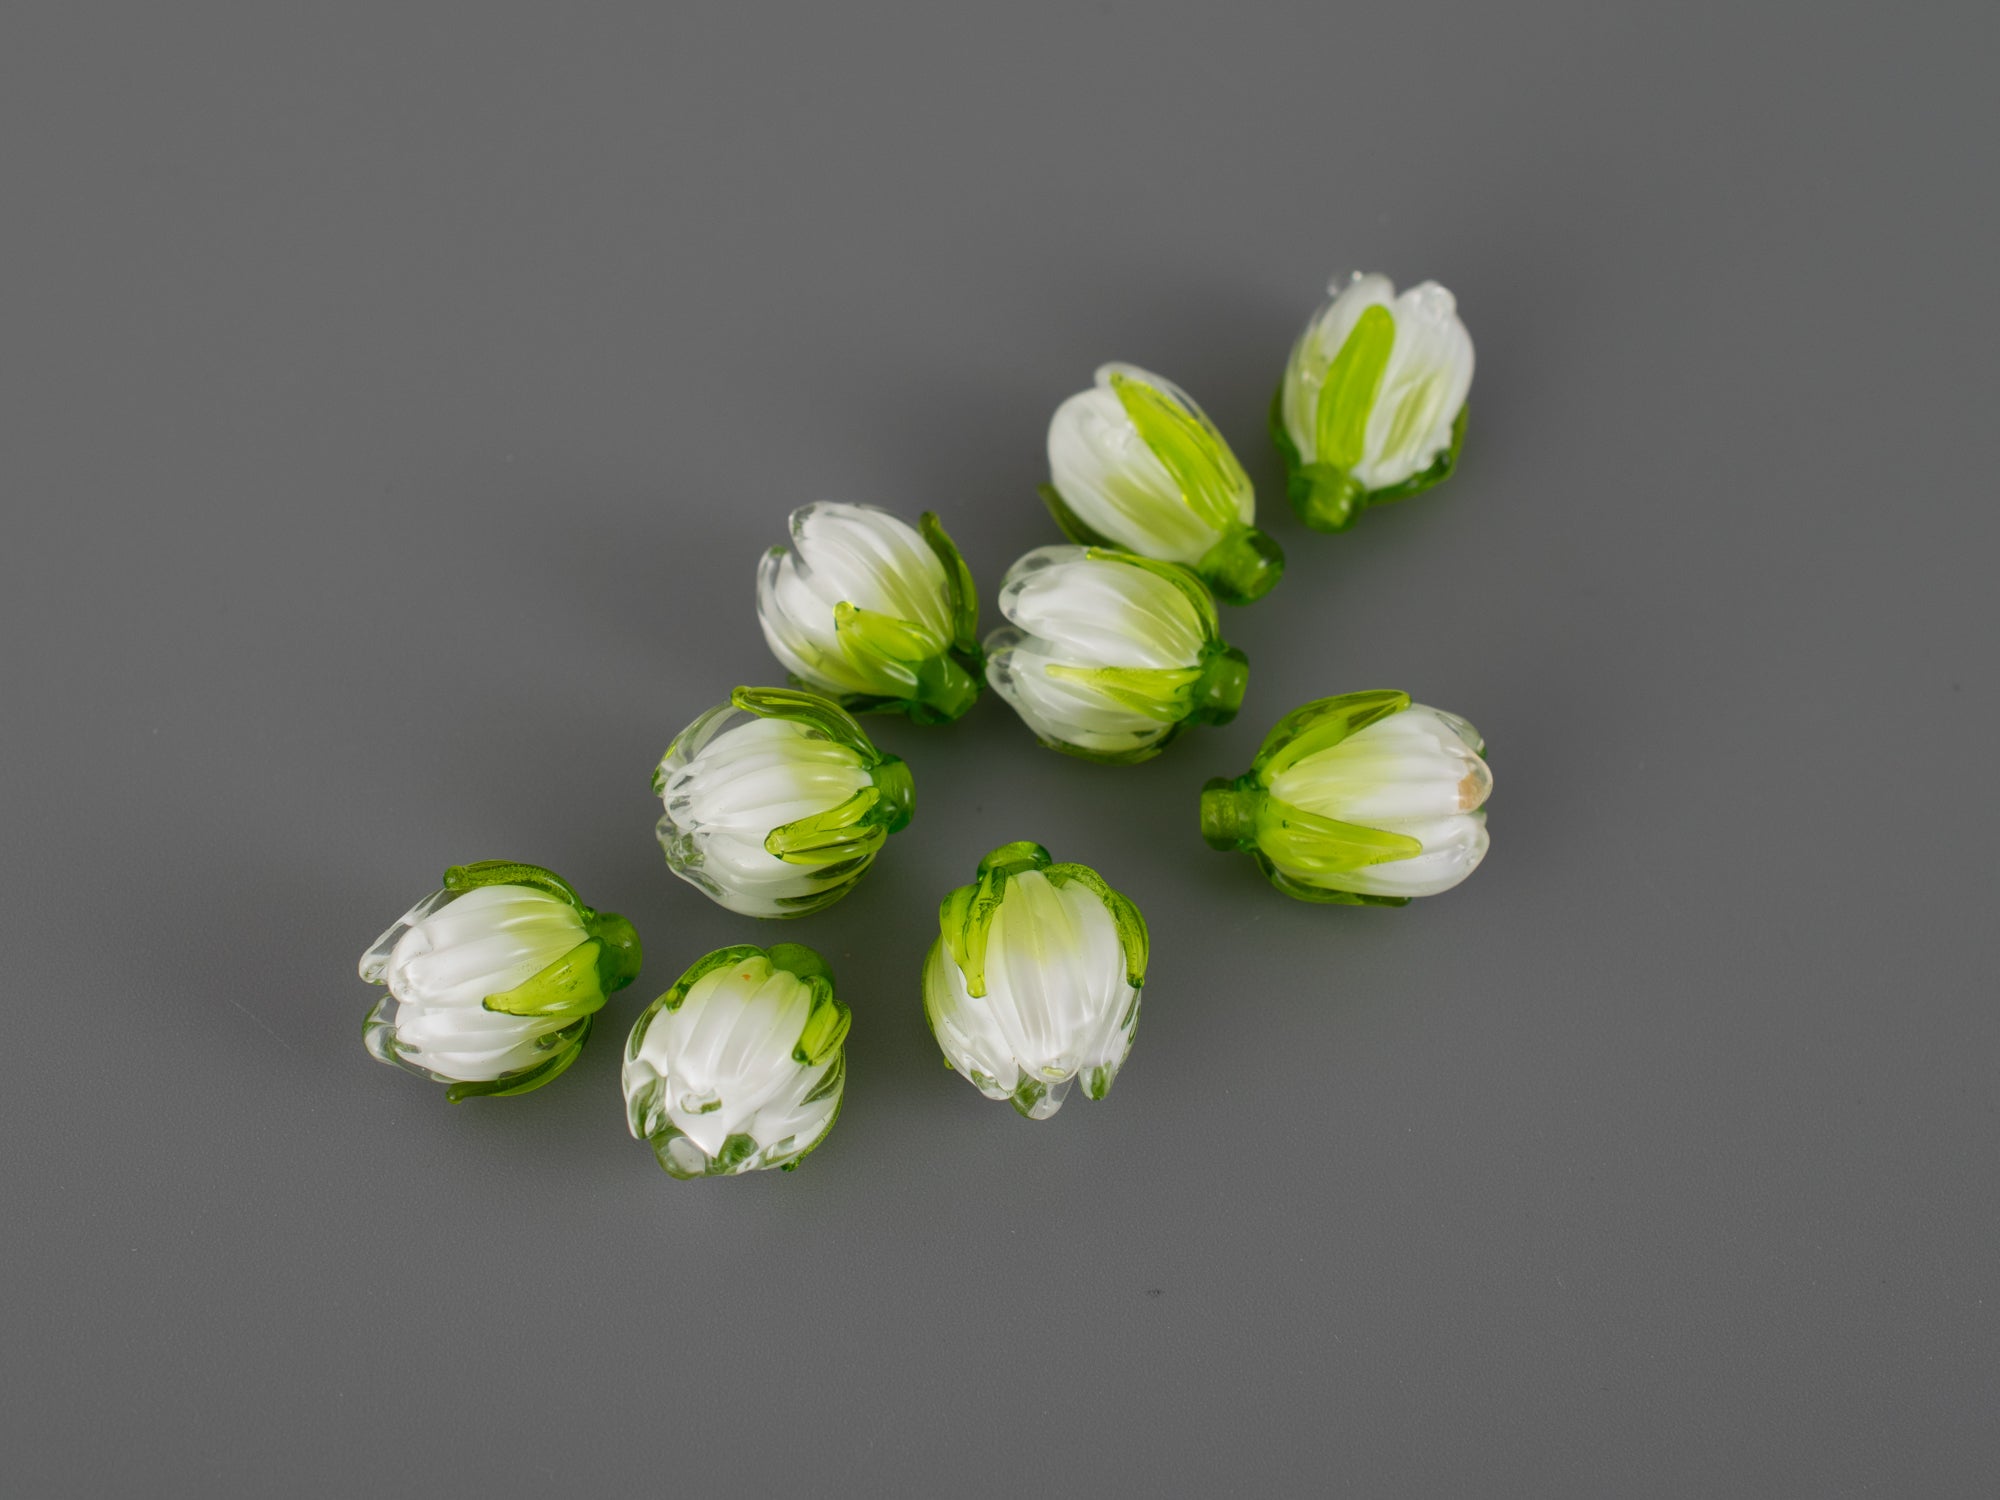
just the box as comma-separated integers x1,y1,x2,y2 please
358,886,456,983
984,546,1212,757
1270,703,1494,826
373,885,589,1082
1047,372,1220,564
789,503,952,639
1354,281,1475,490
756,545,858,694
1334,811,1490,897
998,546,1204,670
1259,701,1494,898
987,635,1170,756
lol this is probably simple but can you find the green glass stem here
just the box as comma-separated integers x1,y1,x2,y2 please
907,647,985,724
1199,776,1263,850
586,910,644,993
1189,644,1249,726
1196,524,1284,605
871,754,915,833
1290,465,1367,532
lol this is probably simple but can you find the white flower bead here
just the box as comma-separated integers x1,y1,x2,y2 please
623,943,849,1179
1044,363,1283,605
655,686,914,918
1202,692,1492,903
755,501,984,723
1276,272,1475,531
923,842,1147,1120
984,545,1248,762
359,862,641,1099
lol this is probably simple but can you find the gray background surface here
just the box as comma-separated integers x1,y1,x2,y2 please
3,3,1996,1495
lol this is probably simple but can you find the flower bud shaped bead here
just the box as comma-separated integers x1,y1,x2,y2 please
985,545,1248,763
757,502,984,723
358,861,642,1101
623,943,849,1179
1044,363,1283,606
1202,691,1493,904
655,686,915,917
1274,272,1475,532
923,841,1147,1120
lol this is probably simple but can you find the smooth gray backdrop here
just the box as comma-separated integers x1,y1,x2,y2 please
3,3,1995,1495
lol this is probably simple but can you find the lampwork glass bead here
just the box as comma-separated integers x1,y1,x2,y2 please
623,943,850,1178
358,860,641,1101
1043,363,1283,605
655,686,914,918
756,501,984,723
923,841,1147,1120
1202,690,1493,903
1273,272,1474,532
985,545,1247,762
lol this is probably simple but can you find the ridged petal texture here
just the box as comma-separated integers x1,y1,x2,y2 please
1280,272,1474,491
1047,363,1251,564
756,502,953,700
623,949,847,1179
360,885,589,1083
1265,703,1493,898
657,708,875,917
986,545,1222,760
924,856,1143,1120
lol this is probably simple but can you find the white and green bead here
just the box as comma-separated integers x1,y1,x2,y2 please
985,545,1247,762
1274,272,1474,532
359,861,641,1100
623,943,849,1179
756,501,984,723
655,686,914,918
1202,691,1493,903
1044,362,1283,606
923,841,1147,1120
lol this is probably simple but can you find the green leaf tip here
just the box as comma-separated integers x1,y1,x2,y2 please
977,841,1053,878
764,786,889,867
481,939,611,1018
441,863,640,1015
1108,368,1248,533
834,600,934,668
730,684,874,757
642,945,767,1028
940,844,1049,999
826,566,985,725
766,941,834,988
940,843,1146,999
443,860,582,912
1314,302,1395,471
1043,862,1149,989
918,511,980,656
1255,690,1411,779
